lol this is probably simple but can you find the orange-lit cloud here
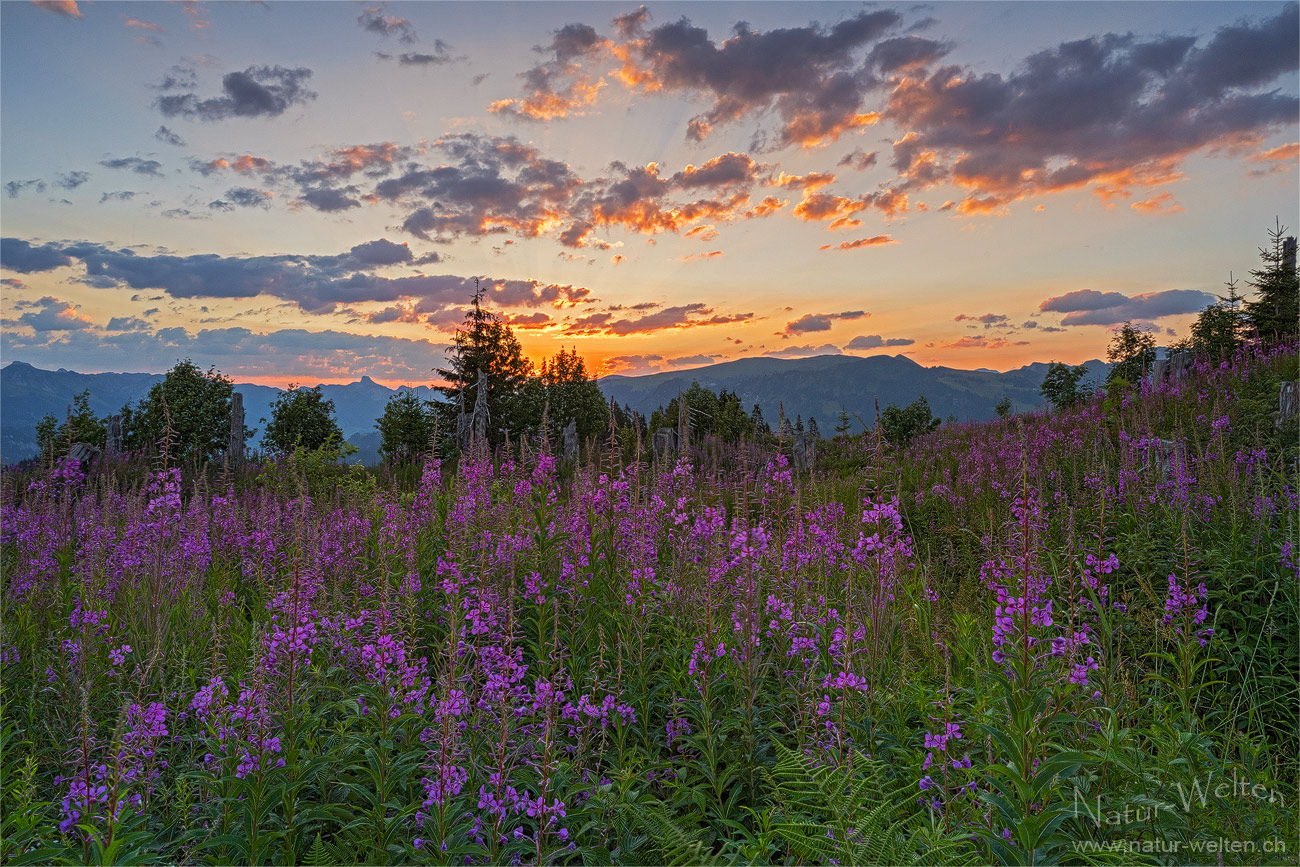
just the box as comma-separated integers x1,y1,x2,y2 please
6,295,94,331
745,196,786,217
565,303,752,336
611,8,911,148
376,138,767,243
32,0,81,17
793,192,869,225
490,22,611,120
1247,141,1299,175
124,18,165,32
765,343,840,358
943,335,1009,350
672,153,763,189
1130,191,1184,215
771,171,837,192
320,143,405,176
881,6,1298,214
820,235,897,251
505,312,553,330
489,77,605,121
231,155,272,174
178,1,211,30
678,250,724,262
684,225,719,241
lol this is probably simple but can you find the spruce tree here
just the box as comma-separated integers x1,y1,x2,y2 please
436,283,533,446
1188,273,1247,359
1245,220,1298,344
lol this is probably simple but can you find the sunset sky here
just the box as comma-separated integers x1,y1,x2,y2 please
1,1,1296,386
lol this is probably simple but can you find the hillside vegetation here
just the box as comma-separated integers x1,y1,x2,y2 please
1,342,1296,865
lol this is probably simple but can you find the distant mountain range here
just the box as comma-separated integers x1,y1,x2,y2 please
1,355,1110,464
599,354,1111,433
0,361,436,465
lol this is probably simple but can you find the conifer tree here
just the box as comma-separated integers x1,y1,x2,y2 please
436,282,533,446
1245,220,1299,344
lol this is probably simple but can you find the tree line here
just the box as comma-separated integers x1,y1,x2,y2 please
34,294,621,467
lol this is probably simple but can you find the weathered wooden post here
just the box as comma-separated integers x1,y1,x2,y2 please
105,414,123,457
471,368,489,448
677,391,689,452
652,427,677,459
1276,382,1298,430
228,392,244,468
562,419,578,463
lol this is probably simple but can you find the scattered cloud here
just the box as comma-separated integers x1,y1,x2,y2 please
124,17,164,32
663,354,718,368
0,236,590,317
837,148,878,171
781,310,867,336
1247,141,1299,175
55,171,90,190
154,125,186,147
942,335,1009,350
884,5,1299,212
106,316,151,331
1,322,454,383
764,343,840,358
820,234,898,250
32,0,81,18
504,311,552,330
565,302,751,336
771,171,837,192
298,186,361,212
844,334,914,350
1130,191,1184,215
5,180,46,199
490,22,609,120
176,2,210,31
155,65,317,121
394,46,458,66
954,312,1010,328
216,187,274,209
1038,288,1214,326
358,6,416,43
5,295,93,331
613,8,906,147
100,157,163,177
599,353,663,376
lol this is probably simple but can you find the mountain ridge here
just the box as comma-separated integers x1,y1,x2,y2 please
1,355,1110,463
597,353,1110,431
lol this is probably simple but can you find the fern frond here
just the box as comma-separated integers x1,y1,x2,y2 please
305,833,334,867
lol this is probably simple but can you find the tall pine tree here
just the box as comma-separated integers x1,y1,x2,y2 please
436,282,533,447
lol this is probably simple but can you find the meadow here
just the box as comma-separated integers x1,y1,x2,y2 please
2,342,1296,866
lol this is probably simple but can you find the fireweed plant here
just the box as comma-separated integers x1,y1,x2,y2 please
1,342,1296,865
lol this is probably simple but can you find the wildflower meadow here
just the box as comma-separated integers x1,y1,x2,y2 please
2,343,1297,865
